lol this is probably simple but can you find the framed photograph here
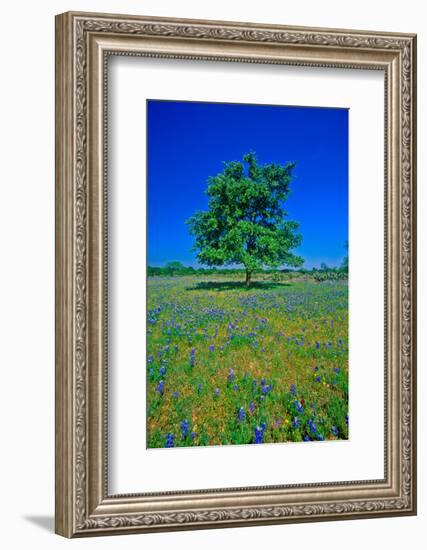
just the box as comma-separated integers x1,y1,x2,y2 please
55,11,417,537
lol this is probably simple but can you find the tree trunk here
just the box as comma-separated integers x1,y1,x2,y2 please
245,270,252,286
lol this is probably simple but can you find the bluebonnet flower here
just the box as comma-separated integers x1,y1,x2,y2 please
159,366,166,377
317,434,325,441
191,431,196,440
315,376,321,383
181,419,189,438
147,355,153,364
237,407,246,422
333,367,340,374
292,417,300,429
260,395,265,402
254,426,264,444
308,419,317,434
315,341,320,349
294,400,303,414
209,344,215,352
157,380,165,396
233,384,239,392
290,383,297,396
214,388,220,397
304,435,311,441
249,402,255,414
345,415,349,427
262,385,270,395
331,426,339,436
172,391,179,400
261,422,267,432
190,348,195,368
228,368,235,383
260,377,266,386
165,433,174,448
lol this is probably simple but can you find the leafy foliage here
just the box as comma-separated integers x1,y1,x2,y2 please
186,152,303,283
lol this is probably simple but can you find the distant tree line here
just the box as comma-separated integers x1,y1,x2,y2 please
148,260,348,281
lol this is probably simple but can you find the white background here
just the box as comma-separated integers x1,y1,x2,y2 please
0,1,424,549
109,59,384,493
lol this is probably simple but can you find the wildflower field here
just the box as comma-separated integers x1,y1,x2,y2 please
147,276,348,448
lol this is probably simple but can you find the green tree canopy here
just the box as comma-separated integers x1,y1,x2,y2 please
186,151,303,285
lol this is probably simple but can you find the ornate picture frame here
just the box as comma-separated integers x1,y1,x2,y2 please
55,11,417,537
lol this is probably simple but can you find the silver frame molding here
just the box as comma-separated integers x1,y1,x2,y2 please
55,11,417,538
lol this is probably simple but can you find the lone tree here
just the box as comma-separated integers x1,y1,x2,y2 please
186,151,303,285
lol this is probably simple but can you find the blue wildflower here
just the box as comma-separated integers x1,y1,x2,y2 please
294,400,303,414
304,435,310,441
157,380,165,396
172,391,179,399
315,376,321,383
317,434,325,441
228,368,235,382
292,417,300,429
159,366,166,377
290,383,297,396
333,367,340,374
249,402,255,414
233,384,239,391
254,426,264,444
237,407,246,422
262,385,270,395
165,433,174,448
209,344,215,352
190,348,195,368
191,431,196,440
331,426,339,436
308,419,317,434
260,378,266,386
214,388,220,397
147,355,153,364
315,341,320,349
181,419,189,438
261,422,267,432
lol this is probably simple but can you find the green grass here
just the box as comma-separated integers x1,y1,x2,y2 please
147,275,348,448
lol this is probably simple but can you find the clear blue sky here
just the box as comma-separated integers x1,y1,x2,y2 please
147,100,348,269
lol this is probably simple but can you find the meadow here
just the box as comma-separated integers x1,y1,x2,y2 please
147,275,348,448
